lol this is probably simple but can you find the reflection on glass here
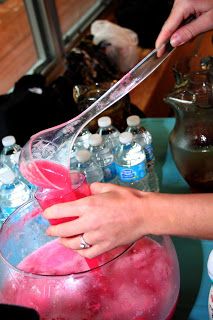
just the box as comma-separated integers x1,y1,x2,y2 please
55,0,97,35
0,0,38,93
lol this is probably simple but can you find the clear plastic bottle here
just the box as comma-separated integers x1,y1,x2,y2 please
125,115,159,192
75,149,104,184
69,127,92,170
0,164,31,223
74,127,92,150
89,134,117,183
1,135,36,191
208,250,213,320
1,135,22,173
96,116,120,153
114,132,149,191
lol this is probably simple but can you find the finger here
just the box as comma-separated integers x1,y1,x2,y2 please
170,12,213,46
43,197,89,219
156,7,185,50
90,182,119,195
155,3,192,57
75,242,111,259
46,216,88,237
60,232,94,250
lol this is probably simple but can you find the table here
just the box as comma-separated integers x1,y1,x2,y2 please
143,117,213,320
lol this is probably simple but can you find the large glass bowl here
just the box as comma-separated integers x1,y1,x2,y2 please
0,200,180,320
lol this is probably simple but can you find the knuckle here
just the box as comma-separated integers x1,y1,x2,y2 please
182,26,195,41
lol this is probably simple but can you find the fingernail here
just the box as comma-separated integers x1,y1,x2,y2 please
170,34,182,47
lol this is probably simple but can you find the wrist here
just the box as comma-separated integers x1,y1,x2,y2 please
136,192,181,237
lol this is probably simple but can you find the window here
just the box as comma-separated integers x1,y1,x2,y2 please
0,0,38,93
0,0,111,94
55,0,111,45
55,0,97,35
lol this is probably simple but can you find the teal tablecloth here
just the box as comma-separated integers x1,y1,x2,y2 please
143,118,212,320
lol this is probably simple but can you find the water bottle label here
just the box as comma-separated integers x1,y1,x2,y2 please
103,162,116,182
116,162,146,182
144,144,154,162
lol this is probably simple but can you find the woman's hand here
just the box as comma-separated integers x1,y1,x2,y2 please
156,0,213,55
43,183,152,259
43,182,213,258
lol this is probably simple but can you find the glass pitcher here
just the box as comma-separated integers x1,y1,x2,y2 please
165,69,213,192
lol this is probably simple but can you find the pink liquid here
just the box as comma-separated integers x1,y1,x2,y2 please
20,159,72,190
1,237,178,320
22,159,91,225
20,160,98,269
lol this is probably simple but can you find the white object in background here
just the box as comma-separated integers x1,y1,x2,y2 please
91,19,140,73
208,250,213,320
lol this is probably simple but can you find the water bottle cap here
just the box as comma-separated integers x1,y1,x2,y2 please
127,115,140,127
0,167,15,184
98,116,112,127
2,135,16,147
208,250,213,281
89,134,103,146
76,150,91,163
119,132,133,144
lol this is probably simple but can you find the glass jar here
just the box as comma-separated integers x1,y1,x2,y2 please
73,81,131,132
0,200,180,320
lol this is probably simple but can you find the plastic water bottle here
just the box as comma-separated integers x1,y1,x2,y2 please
208,250,213,320
69,127,92,170
1,136,21,174
1,135,36,191
75,127,91,150
114,132,149,191
97,116,120,153
0,164,31,224
89,134,117,183
75,149,104,184
125,115,159,192
56,128,91,171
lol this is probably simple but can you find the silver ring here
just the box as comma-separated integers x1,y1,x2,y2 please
80,234,91,249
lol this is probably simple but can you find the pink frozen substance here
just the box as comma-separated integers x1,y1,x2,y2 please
1,237,179,320
18,239,89,275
